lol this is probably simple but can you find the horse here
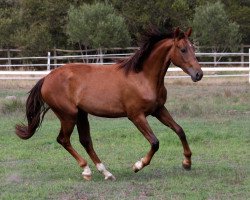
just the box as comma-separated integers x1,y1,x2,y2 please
16,27,203,181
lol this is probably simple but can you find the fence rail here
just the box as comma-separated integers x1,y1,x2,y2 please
0,49,249,83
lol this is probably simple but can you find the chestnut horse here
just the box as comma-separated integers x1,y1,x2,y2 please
16,27,203,180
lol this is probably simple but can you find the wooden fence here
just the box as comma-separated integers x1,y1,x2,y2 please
0,48,249,83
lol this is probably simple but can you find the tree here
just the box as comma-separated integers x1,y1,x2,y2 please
192,1,242,52
13,23,52,56
111,0,168,36
14,0,72,54
171,0,195,27
0,1,21,49
195,0,250,44
2,0,87,55
224,0,250,44
66,2,131,49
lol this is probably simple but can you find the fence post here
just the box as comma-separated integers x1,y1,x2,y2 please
249,48,250,84
240,44,244,67
213,52,217,66
7,49,11,65
47,52,51,71
99,48,103,64
53,48,57,68
7,49,11,70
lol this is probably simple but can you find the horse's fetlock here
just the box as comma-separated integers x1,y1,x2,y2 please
152,139,159,151
184,152,192,158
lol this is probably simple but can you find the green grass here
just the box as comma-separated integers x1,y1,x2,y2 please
0,80,249,199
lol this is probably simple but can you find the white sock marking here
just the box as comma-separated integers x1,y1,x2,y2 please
134,158,145,171
134,160,143,170
82,165,92,176
96,163,115,180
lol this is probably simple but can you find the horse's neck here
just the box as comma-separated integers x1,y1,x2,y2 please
143,39,173,85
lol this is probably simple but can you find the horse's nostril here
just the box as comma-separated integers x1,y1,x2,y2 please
196,72,200,80
196,71,203,81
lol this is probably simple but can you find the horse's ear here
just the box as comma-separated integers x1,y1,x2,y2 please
186,27,192,37
174,27,180,38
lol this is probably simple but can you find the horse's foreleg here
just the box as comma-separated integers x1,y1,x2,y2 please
77,110,115,180
57,120,92,180
154,106,192,170
129,114,159,172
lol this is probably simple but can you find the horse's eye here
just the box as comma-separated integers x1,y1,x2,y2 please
181,48,187,53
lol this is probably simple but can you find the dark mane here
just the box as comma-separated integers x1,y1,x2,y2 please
118,26,185,74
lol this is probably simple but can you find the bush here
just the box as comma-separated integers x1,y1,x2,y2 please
66,2,131,49
192,1,242,52
1,98,25,115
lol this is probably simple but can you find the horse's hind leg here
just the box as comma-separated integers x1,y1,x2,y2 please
56,114,92,180
77,110,115,180
154,106,192,169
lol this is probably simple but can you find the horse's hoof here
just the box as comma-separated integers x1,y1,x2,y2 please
182,160,191,170
82,165,92,180
83,175,92,181
133,160,143,173
133,165,140,173
105,174,116,181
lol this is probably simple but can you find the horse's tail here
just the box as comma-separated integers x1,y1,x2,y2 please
15,78,49,140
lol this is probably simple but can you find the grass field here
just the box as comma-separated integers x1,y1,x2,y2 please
0,78,250,200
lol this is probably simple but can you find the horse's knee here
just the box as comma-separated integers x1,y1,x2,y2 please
152,139,159,152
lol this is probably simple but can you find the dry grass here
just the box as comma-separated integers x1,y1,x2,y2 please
165,76,249,86
0,80,37,90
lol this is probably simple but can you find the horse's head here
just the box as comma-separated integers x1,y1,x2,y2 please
170,27,203,82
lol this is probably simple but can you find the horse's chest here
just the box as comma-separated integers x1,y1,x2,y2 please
140,90,166,113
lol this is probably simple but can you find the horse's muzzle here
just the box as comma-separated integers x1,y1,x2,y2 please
190,70,203,82
195,71,203,81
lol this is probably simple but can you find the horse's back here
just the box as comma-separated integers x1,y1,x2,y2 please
41,63,127,117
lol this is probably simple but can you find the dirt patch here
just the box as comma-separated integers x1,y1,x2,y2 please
6,173,22,184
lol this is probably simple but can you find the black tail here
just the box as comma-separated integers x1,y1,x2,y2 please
15,78,49,139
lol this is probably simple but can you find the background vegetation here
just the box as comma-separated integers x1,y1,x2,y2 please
0,78,249,199
0,0,249,55
66,2,131,49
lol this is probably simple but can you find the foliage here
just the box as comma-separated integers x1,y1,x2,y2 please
110,0,195,42
0,0,87,55
12,0,75,55
192,1,242,52
0,0,248,54
224,0,250,44
195,0,250,44
171,0,195,27
13,23,52,56
66,2,131,48
0,4,21,48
